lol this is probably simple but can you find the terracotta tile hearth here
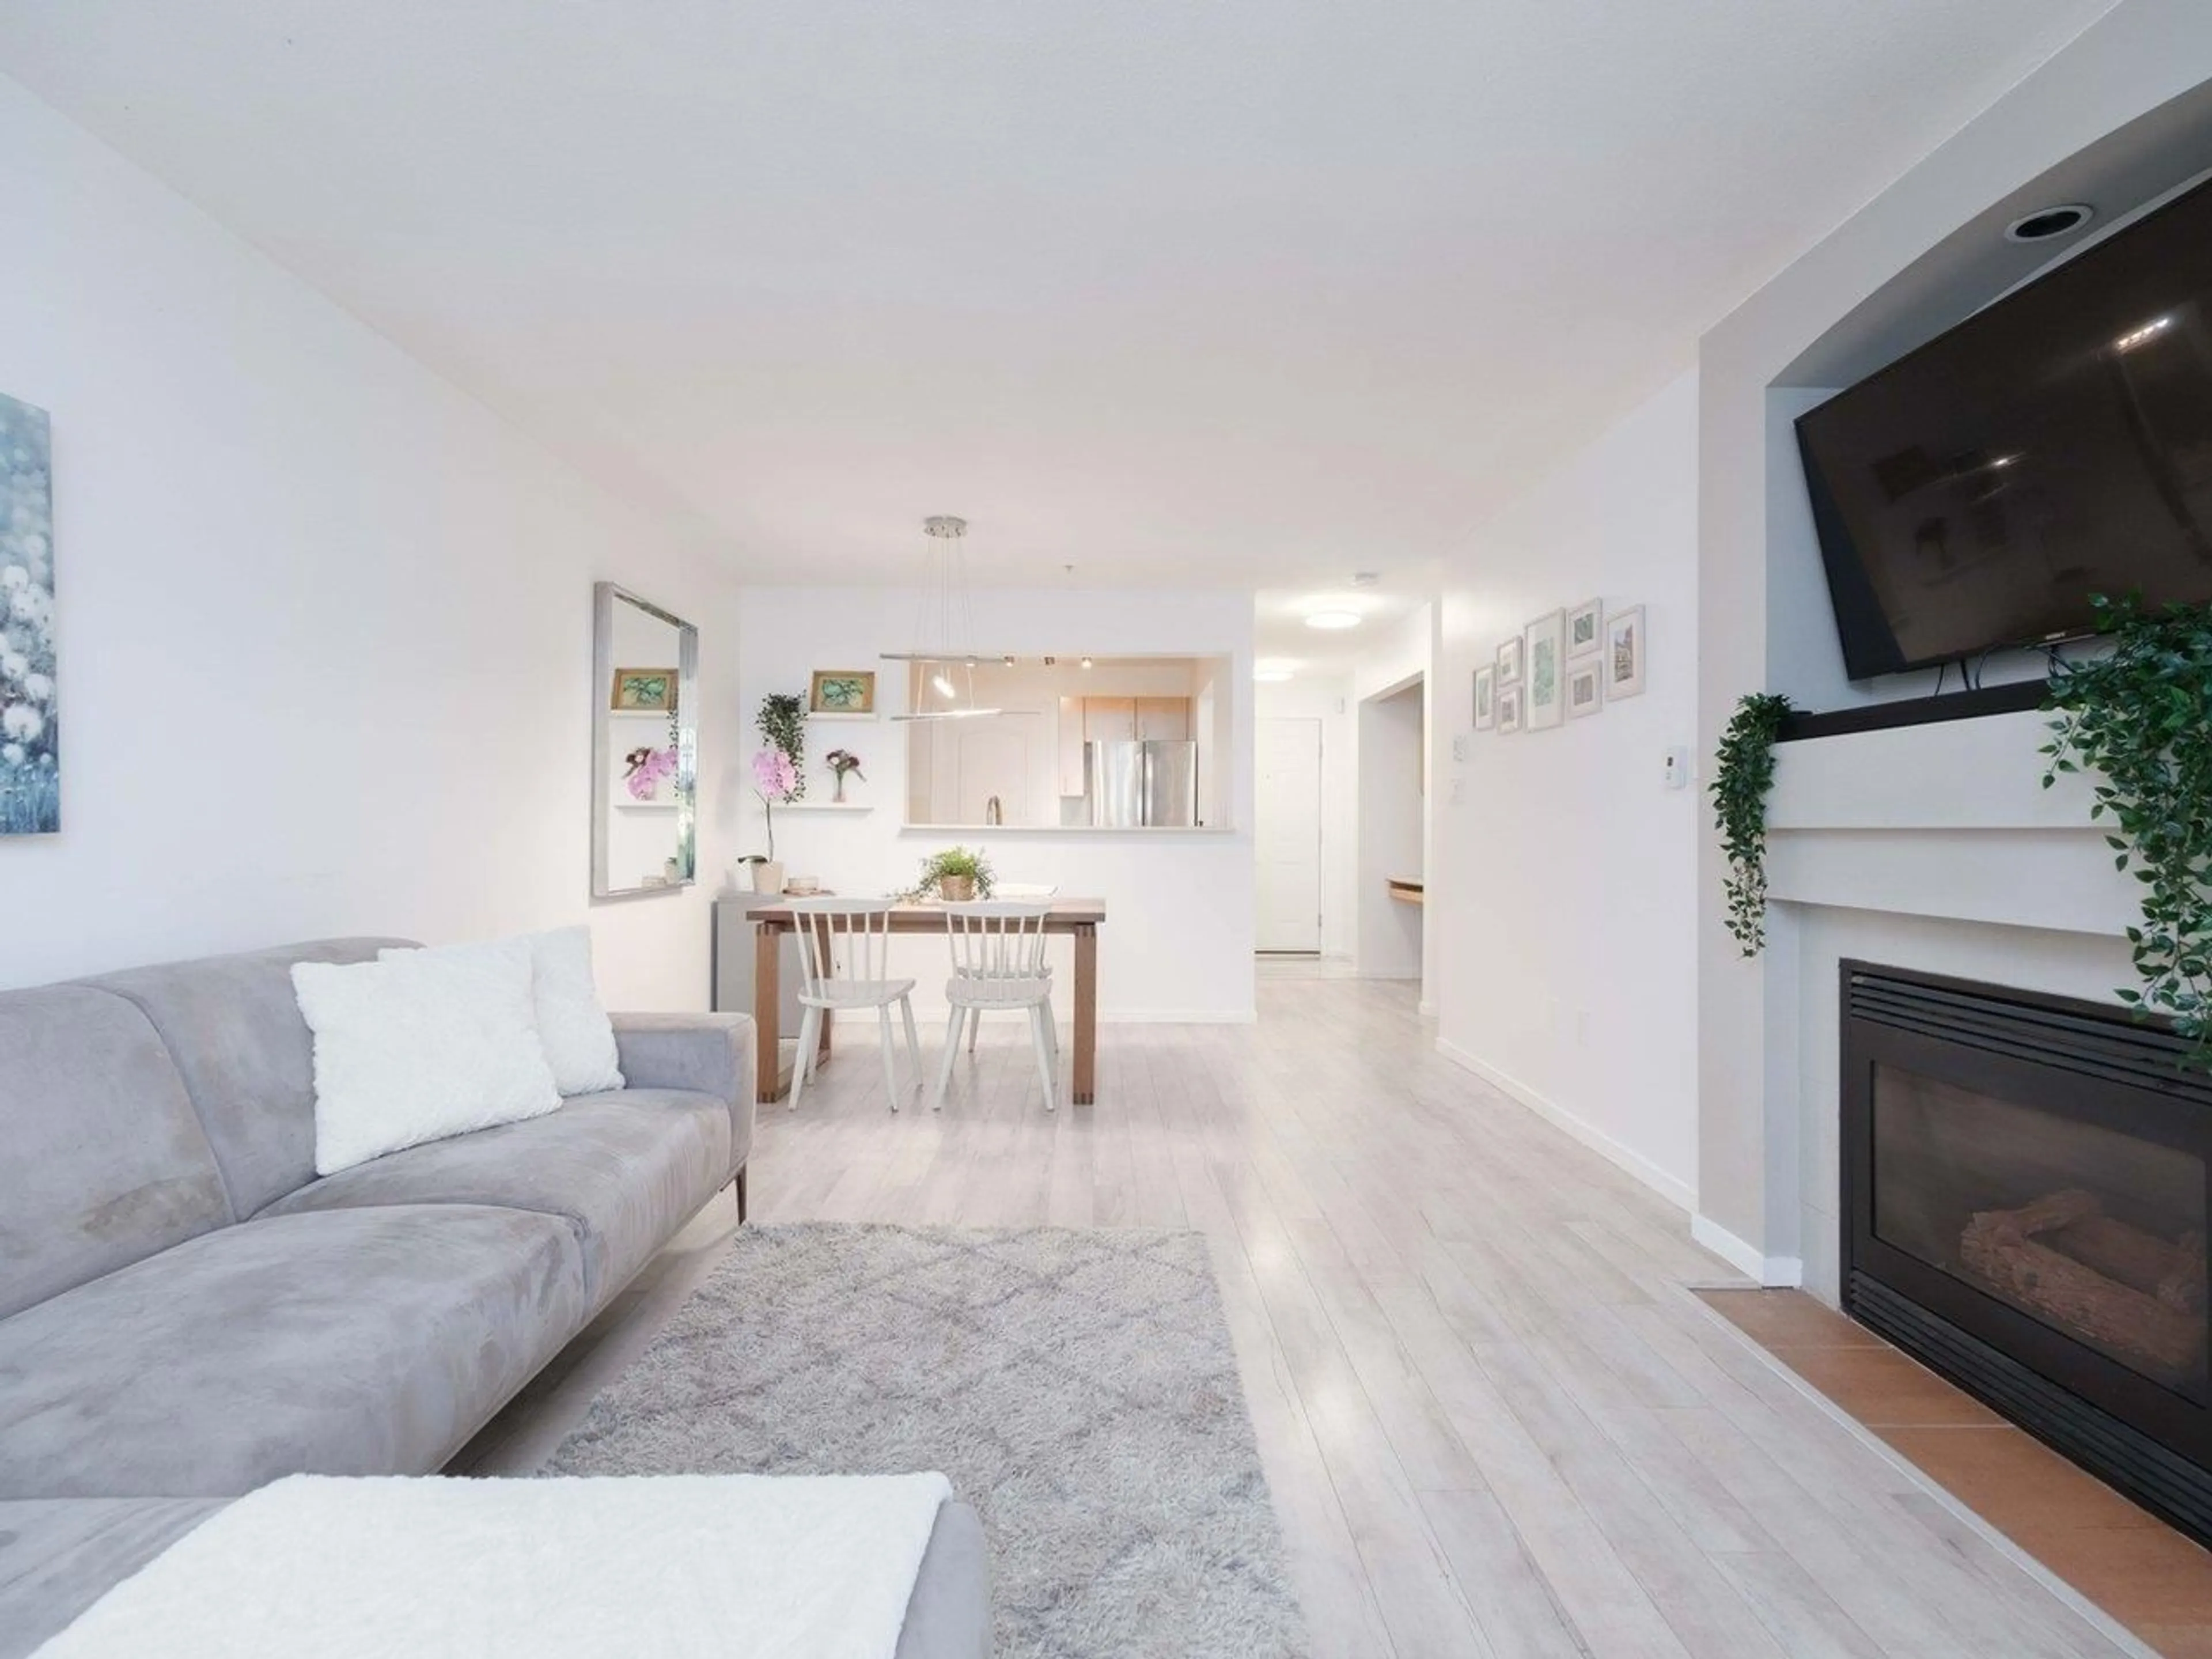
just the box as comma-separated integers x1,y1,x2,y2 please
1700,1288,2212,1657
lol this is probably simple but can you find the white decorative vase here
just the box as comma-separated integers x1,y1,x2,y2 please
752,859,786,896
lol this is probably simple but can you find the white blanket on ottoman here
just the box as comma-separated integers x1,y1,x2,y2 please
33,1472,953,1659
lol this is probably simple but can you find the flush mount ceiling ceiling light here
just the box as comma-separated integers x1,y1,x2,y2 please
2005,202,2094,243
1304,610,1362,630
884,514,1003,721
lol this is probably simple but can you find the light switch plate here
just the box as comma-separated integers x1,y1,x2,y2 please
1662,747,1692,790
1450,733,1470,763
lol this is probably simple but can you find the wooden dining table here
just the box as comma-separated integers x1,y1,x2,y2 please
750,898,1106,1105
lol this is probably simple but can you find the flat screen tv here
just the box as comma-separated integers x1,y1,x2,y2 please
1797,176,2212,681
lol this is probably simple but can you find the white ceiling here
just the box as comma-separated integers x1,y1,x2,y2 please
0,1,2118,593
1253,584,1428,677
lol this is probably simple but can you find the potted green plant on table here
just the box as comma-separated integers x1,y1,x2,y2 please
914,845,994,903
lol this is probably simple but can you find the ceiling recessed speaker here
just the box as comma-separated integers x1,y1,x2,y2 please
2005,203,2094,243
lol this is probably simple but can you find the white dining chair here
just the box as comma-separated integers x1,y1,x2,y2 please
955,883,1058,1055
785,897,922,1113
934,900,1059,1111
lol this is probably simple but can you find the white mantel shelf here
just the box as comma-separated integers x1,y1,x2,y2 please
1763,709,2134,939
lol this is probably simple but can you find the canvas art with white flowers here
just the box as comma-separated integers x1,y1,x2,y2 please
0,394,56,835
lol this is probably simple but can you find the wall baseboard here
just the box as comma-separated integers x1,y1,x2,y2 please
1690,1214,1805,1287
911,1006,1255,1025
1435,1038,1696,1213
1100,1008,1257,1025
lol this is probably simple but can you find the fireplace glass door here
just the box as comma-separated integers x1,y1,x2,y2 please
1872,1063,2208,1402
1843,962,2212,1542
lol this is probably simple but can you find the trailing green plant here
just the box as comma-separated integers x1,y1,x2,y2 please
755,692,806,799
1711,692,1795,957
911,844,995,900
2043,592,2212,1066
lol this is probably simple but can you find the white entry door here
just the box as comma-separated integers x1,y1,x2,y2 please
1256,717,1324,952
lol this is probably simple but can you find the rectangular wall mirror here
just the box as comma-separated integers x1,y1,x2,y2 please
902,654,1233,830
592,582,698,897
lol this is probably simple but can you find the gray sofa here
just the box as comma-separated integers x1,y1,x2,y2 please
0,938,987,1659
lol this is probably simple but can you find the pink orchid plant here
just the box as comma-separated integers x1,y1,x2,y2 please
623,745,679,801
752,745,800,859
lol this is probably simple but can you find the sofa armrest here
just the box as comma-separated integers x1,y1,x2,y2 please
609,1013,754,1111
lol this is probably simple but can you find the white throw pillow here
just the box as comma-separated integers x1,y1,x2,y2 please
293,940,562,1176
520,926,625,1095
380,927,624,1097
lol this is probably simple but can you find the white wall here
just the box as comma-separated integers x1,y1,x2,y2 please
1253,675,1355,959
1348,605,1436,997
1695,0,2212,1268
0,74,743,1009
1434,369,1702,1207
735,585,1256,1022
1355,685,1425,980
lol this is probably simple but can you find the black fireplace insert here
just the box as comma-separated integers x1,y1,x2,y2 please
1840,961,2212,1541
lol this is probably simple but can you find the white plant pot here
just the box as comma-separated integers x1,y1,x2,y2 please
751,860,786,896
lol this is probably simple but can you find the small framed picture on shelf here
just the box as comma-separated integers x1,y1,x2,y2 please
1604,605,1647,699
609,666,677,713
1566,597,1603,658
1495,635,1524,686
1525,609,1565,730
1566,658,1603,719
809,669,877,714
1495,682,1524,733
1472,665,1496,730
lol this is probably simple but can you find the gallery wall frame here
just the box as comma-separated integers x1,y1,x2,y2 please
1525,609,1565,730
1605,605,1647,700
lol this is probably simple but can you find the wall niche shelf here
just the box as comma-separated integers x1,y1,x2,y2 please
781,801,873,813
804,711,877,723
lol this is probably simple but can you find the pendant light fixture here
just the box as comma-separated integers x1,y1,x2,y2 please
884,515,1004,721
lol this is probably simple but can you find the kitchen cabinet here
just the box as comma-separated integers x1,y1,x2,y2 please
1136,697,1190,741
1057,696,1087,796
1082,697,1137,744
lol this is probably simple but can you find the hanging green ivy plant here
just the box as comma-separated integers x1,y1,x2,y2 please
2043,593,2212,1066
755,692,807,800
1711,692,1795,957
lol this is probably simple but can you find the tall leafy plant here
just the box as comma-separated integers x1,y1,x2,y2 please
755,692,806,800
2044,593,2212,1065
1711,692,1794,957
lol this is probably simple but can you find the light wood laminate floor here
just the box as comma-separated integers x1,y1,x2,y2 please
460,977,2147,1658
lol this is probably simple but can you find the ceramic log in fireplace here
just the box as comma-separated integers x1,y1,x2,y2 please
1841,961,2212,1543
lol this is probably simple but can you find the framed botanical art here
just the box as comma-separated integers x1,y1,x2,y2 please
0,393,56,835
1566,597,1603,658
1472,665,1496,730
1604,605,1647,699
1495,682,1524,733
809,669,877,714
1524,609,1565,730
1566,658,1603,719
609,666,678,713
1495,635,1524,686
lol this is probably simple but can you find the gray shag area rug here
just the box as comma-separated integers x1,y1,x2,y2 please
544,1222,1307,1658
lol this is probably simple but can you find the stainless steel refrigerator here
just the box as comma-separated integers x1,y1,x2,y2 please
1086,740,1199,827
